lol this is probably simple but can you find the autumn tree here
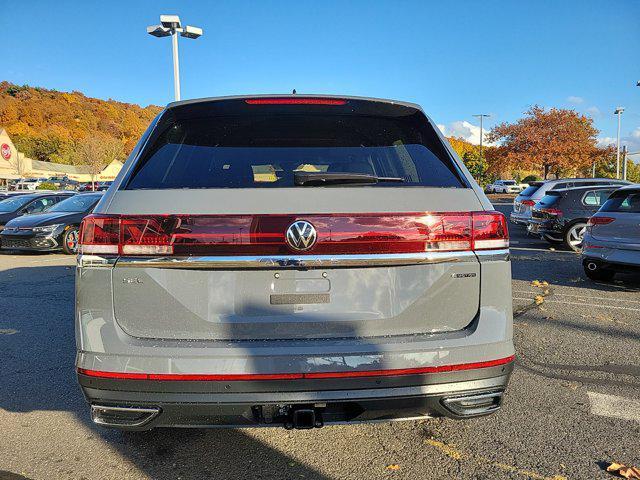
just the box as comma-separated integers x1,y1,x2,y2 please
486,106,599,179
73,134,125,189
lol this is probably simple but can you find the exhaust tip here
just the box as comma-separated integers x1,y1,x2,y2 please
587,262,598,271
91,405,160,428
441,391,504,417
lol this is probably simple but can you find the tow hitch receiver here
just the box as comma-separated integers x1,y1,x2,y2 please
285,406,324,430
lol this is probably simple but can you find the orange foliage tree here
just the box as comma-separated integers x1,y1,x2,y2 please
0,82,162,165
486,106,599,179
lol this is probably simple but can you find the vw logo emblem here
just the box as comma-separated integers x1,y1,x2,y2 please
285,220,317,251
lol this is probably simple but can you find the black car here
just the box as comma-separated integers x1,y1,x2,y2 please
0,192,75,231
0,193,102,254
527,185,621,251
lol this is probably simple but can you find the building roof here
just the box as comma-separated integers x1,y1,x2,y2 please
30,159,93,174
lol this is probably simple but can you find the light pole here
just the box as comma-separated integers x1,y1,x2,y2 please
147,15,203,101
614,107,624,179
472,114,490,165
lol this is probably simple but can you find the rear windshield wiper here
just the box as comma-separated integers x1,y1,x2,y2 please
294,171,405,186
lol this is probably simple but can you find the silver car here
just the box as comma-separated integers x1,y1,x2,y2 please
582,185,640,281
75,95,514,430
510,178,631,231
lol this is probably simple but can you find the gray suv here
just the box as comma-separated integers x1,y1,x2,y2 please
76,95,514,430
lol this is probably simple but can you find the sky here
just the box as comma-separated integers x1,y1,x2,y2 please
1,0,639,152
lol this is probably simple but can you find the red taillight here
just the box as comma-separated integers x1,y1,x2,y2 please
587,216,615,226
79,215,119,254
521,200,535,206
79,211,508,256
472,211,509,250
245,98,347,105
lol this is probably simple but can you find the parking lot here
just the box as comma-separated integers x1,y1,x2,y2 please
0,195,638,480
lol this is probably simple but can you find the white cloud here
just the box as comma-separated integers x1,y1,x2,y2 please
438,120,497,146
585,106,601,117
567,96,584,105
597,127,640,153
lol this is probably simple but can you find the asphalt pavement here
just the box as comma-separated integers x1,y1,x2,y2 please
0,196,638,480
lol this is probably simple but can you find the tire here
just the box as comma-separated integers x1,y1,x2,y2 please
563,222,587,252
62,227,79,255
583,263,615,281
542,234,563,244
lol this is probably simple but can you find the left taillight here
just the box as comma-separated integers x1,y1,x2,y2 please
79,215,120,254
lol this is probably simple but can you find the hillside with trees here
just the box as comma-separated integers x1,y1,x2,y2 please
0,82,162,167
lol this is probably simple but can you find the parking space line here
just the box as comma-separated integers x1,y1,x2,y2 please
512,297,640,312
588,392,640,424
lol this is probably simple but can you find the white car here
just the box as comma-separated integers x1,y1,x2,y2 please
485,180,522,194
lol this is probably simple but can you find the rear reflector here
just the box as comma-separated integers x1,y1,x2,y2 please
77,355,515,381
521,200,535,206
245,98,347,105
79,211,508,256
587,216,615,226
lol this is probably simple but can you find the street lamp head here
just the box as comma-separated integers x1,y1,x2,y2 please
614,107,625,115
180,25,203,39
160,14,182,29
146,24,172,37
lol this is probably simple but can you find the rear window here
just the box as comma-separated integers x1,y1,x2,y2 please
601,190,640,213
538,193,560,206
125,108,466,189
520,185,541,196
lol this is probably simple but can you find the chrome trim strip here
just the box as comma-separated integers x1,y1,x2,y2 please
77,254,118,268
115,251,479,270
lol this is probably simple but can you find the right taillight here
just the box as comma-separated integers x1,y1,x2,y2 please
79,211,509,256
472,211,509,250
587,216,615,226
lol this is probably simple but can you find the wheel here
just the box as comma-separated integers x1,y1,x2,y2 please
62,227,79,255
563,222,587,252
542,234,563,244
583,262,615,281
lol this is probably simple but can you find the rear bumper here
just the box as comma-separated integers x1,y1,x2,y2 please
509,212,530,225
78,362,513,429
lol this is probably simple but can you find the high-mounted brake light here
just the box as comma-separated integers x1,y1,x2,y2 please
587,216,615,226
79,211,508,256
245,98,347,105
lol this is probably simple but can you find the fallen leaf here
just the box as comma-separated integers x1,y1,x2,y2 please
607,462,640,479
549,247,556,251
534,295,545,305
386,464,400,471
531,280,542,287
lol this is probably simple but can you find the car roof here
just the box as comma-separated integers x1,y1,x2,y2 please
543,177,629,184
551,185,625,194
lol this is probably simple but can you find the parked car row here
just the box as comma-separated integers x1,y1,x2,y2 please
508,177,639,281
484,179,527,194
8,176,112,192
0,191,103,254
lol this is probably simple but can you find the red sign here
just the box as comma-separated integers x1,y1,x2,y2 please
1,143,11,160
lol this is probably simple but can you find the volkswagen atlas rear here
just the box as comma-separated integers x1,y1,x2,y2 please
76,95,514,430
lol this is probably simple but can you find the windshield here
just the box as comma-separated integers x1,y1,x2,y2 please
0,195,36,212
503,180,516,185
48,194,101,213
126,112,466,189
